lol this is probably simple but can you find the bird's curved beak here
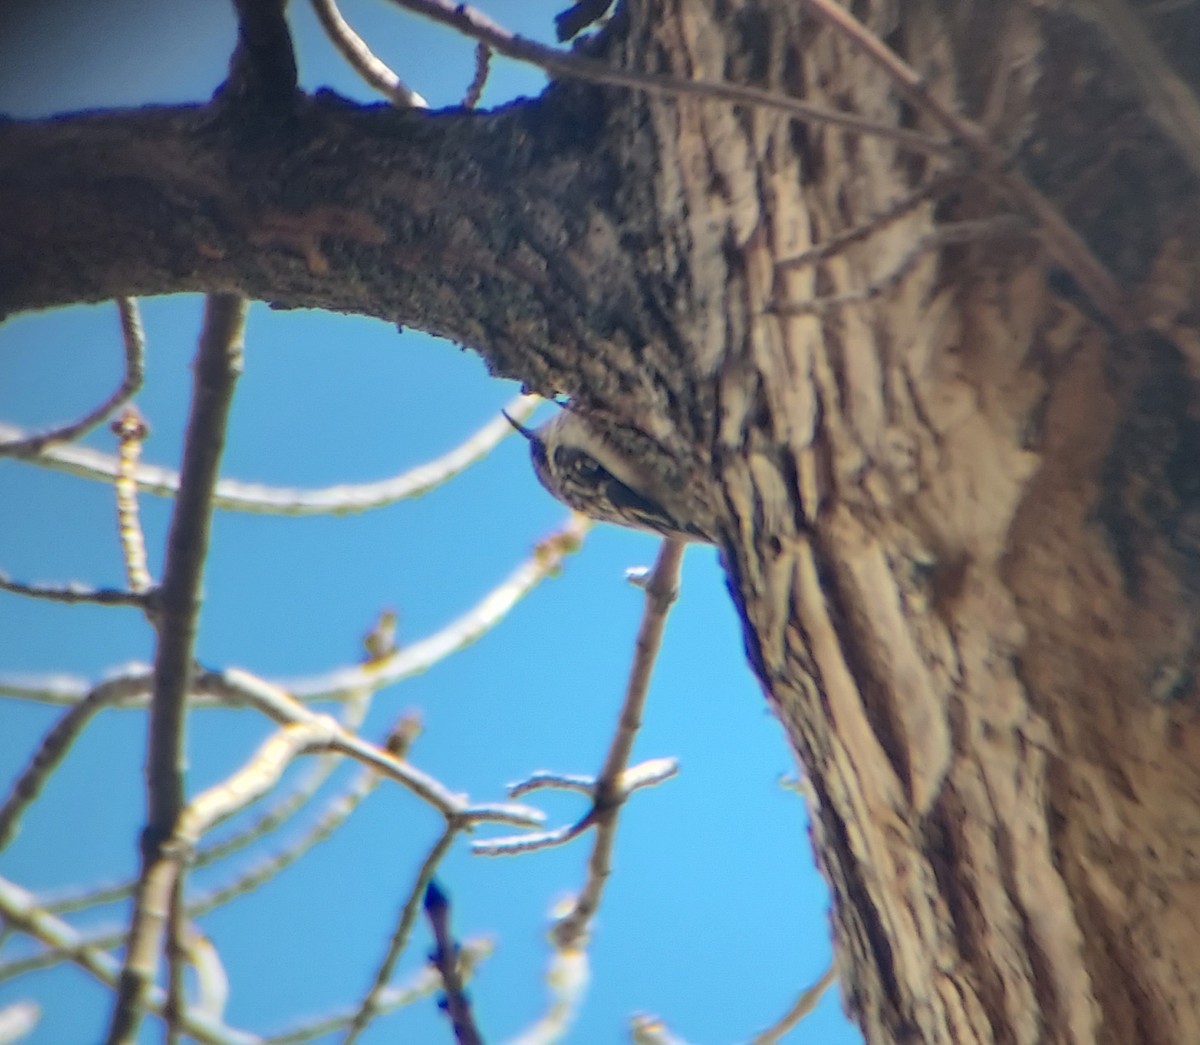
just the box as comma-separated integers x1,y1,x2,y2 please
501,410,538,441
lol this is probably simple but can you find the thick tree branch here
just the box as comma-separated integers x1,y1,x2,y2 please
0,92,652,404
387,0,950,154
9,2,1200,1042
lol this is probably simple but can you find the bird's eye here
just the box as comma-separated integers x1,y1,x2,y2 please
555,447,607,483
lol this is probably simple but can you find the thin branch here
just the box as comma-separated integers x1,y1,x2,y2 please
263,937,492,1045
191,689,379,868
0,877,258,1045
281,516,588,702
507,771,597,798
473,757,678,856
507,941,589,1045
772,217,1032,316
383,0,953,156
186,664,384,846
0,297,145,458
801,0,1136,330
471,820,580,857
187,761,380,916
557,539,684,947
202,667,545,828
0,715,433,983
749,961,838,1044
107,294,247,1045
0,667,154,709
164,874,187,1045
591,542,683,794
0,1001,39,1045
0,934,120,982
776,171,963,272
0,515,586,709
179,721,344,848
478,541,685,1045
0,678,127,852
0,572,149,608
629,1013,692,1044
44,695,385,919
0,394,540,516
182,926,230,1026
462,43,491,109
421,881,483,1045
310,0,429,107
187,713,417,918
111,406,154,595
472,537,683,869
1072,0,1200,184
342,829,459,1044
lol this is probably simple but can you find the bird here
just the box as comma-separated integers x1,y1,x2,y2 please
504,408,716,543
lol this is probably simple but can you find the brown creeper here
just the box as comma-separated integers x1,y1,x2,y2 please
505,409,716,543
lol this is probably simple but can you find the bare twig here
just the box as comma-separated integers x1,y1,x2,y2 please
186,714,416,918
310,0,428,107
0,394,540,516
0,666,155,709
204,667,544,827
471,820,580,857
749,961,838,1044
0,678,130,852
801,0,1136,330
0,297,145,458
1072,0,1200,183
111,406,154,595
342,830,459,1044
192,689,379,868
776,171,963,272
462,42,491,109
508,941,589,1045
0,1001,39,1045
482,541,685,1045
554,539,684,948
422,881,483,1045
773,217,1032,316
181,721,346,847
507,770,596,798
0,877,257,1045
0,572,148,608
281,516,588,702
187,659,386,849
630,1013,691,1044
182,926,230,1025
106,294,247,1045
14,699,495,995
382,0,952,156
164,874,187,1045
0,515,586,710
189,767,378,915
474,757,678,856
263,937,492,1045
43,698,386,921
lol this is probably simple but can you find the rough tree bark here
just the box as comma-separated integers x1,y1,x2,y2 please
5,1,1200,1042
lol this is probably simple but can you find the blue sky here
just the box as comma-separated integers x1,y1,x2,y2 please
0,3,860,1042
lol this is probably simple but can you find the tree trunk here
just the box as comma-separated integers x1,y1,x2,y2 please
6,2,1200,1041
